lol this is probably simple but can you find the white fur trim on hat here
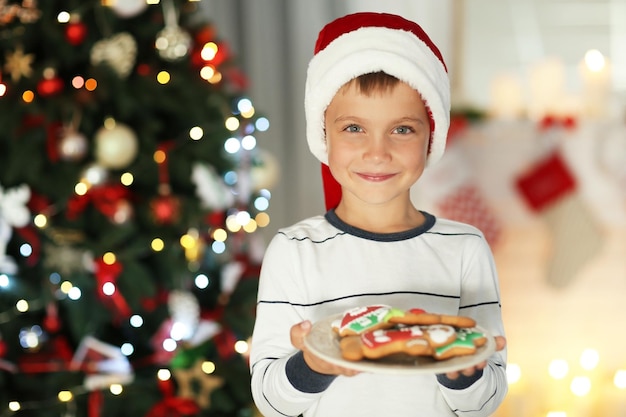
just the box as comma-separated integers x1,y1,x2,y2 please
305,25,450,167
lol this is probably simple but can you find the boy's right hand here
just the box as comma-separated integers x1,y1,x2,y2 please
290,320,360,377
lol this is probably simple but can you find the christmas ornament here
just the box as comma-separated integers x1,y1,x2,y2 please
36,70,64,97
155,0,191,62
58,129,88,161
107,0,148,18
151,144,180,224
3,45,34,82
71,336,134,391
0,183,30,274
94,122,138,169
90,32,137,78
173,359,224,409
150,192,180,225
65,20,88,46
156,26,192,62
43,243,88,276
191,163,234,210
168,290,200,341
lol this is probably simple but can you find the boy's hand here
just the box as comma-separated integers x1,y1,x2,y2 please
290,320,360,377
443,336,507,380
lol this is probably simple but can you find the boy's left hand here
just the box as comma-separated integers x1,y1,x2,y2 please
444,336,506,379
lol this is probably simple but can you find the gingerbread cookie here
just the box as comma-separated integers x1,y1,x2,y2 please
433,327,487,360
331,305,404,336
392,308,476,328
333,305,486,362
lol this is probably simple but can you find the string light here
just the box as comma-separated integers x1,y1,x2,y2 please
570,376,591,397
614,370,626,389
189,126,203,140
201,361,216,374
579,348,599,370
201,42,218,61
157,70,170,84
194,274,209,289
549,359,569,379
506,363,521,384
151,238,165,252
22,90,34,103
584,49,606,72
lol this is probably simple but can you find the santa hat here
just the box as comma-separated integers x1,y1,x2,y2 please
304,12,450,210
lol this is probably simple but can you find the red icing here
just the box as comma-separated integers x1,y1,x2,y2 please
340,305,388,328
408,308,427,315
361,326,426,349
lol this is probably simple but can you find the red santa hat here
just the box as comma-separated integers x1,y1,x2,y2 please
305,12,450,210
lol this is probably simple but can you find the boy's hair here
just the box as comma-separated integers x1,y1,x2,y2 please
305,12,450,210
347,72,400,95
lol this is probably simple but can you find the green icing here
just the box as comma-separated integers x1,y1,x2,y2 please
435,328,485,355
384,308,405,321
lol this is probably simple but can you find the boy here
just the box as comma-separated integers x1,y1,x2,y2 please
250,12,507,417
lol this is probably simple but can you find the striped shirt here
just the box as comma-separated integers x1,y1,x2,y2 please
250,210,507,417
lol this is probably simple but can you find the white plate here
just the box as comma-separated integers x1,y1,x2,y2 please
304,314,496,375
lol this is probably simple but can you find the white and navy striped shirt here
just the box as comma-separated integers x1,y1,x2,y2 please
250,210,507,417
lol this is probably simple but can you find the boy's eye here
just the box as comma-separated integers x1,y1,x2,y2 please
394,126,414,134
344,124,362,133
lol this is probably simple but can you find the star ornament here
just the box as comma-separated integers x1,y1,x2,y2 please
173,360,224,409
4,45,34,82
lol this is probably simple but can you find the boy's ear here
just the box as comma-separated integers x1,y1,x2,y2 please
322,163,342,210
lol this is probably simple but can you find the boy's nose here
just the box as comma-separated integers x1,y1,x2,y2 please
363,136,391,162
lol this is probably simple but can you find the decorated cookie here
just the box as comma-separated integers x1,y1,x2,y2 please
332,305,405,336
333,305,488,363
360,325,432,359
433,327,487,360
391,309,476,328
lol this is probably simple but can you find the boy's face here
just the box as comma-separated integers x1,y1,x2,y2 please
324,80,430,208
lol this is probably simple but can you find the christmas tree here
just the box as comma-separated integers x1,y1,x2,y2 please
0,1,274,416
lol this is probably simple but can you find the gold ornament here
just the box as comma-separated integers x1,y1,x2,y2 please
94,122,139,169
90,32,137,78
155,0,191,62
173,360,224,409
3,45,34,81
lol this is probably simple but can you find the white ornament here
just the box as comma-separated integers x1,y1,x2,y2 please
94,123,139,170
90,32,137,78
191,163,235,210
108,0,148,18
155,25,192,62
59,130,88,161
155,0,192,62
168,290,200,341
0,183,30,274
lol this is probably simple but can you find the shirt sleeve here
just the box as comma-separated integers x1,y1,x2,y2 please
437,232,509,416
249,233,333,417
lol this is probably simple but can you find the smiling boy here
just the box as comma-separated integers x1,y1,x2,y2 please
250,12,508,417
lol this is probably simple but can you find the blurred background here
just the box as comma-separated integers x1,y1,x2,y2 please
1,1,625,416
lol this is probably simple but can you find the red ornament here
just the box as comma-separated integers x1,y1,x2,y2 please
0,340,7,358
65,21,88,46
151,193,180,225
37,76,64,97
194,25,216,45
